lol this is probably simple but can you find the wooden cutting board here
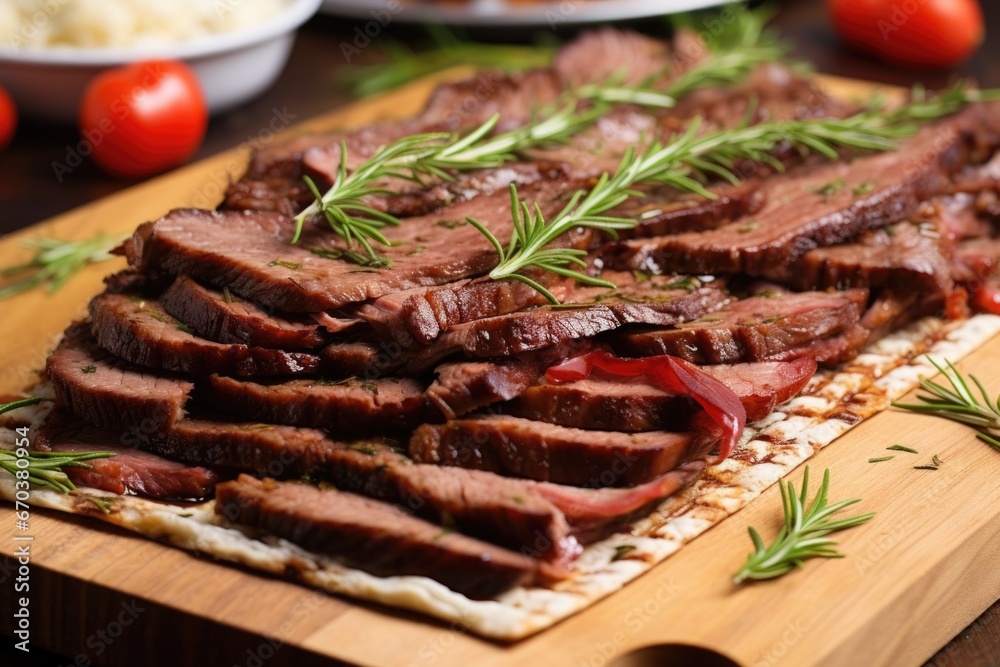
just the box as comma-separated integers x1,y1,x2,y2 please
2,73,999,667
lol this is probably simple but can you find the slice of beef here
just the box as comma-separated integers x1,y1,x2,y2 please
321,441,578,564
319,339,384,377
403,278,730,371
601,112,978,276
355,275,554,345
427,359,545,419
612,179,764,239
90,292,319,377
204,374,429,434
47,323,193,432
554,28,678,87
610,289,867,364
37,418,218,501
409,415,716,487
129,180,580,313
215,475,556,599
953,237,1000,285
766,223,955,296
765,323,871,366
509,357,817,431
160,276,326,349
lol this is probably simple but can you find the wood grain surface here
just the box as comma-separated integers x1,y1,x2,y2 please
1,73,999,667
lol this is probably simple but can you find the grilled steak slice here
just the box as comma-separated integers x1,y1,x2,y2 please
90,292,319,377
611,289,867,364
602,113,978,276
356,276,552,345
428,359,545,419
509,357,817,431
205,374,429,434
403,279,730,371
160,276,326,349
37,418,218,501
765,323,871,366
765,223,955,296
409,415,716,487
319,339,385,377
129,180,579,313
215,475,555,599
47,323,193,431
321,441,577,564
613,179,764,239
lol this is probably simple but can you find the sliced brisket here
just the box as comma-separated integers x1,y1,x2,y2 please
160,276,326,349
409,414,716,487
509,357,817,430
427,359,545,419
47,323,193,432
204,374,429,434
403,277,729,371
90,292,319,377
602,113,978,276
37,418,218,501
129,180,578,313
216,475,555,599
611,289,867,364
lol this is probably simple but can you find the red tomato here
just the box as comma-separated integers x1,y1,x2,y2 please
0,86,16,150
972,284,1000,315
828,0,984,68
79,60,207,178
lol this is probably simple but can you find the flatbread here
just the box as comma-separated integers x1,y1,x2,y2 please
2,314,998,640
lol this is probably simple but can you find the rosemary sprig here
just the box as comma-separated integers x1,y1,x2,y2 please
291,105,606,254
0,449,116,494
893,357,1000,452
0,397,116,494
0,232,126,301
733,467,875,583
471,84,998,301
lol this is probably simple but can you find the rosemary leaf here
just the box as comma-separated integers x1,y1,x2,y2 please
0,233,126,301
887,444,918,454
0,449,116,494
733,467,875,583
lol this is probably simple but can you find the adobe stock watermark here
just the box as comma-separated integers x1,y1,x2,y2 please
190,106,298,209
5,0,70,50
340,0,404,63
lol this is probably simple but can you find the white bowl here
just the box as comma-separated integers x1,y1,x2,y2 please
0,0,321,123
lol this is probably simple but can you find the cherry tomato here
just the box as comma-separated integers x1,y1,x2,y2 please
972,284,1000,315
0,86,16,150
79,60,207,178
827,0,984,68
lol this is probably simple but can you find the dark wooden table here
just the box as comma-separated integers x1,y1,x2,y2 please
1,2,998,665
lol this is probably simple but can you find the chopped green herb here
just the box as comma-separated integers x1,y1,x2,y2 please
815,179,845,197
436,220,465,229
360,382,379,395
611,544,637,562
754,290,779,298
316,377,357,387
81,365,97,374
348,443,379,456
666,276,701,293
737,222,759,234
176,323,193,334
267,259,301,270
853,181,877,196
222,286,235,304
761,316,783,324
407,245,427,256
632,270,650,283
932,454,943,466
512,496,525,506
887,444,918,454
76,494,113,514
868,456,894,463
